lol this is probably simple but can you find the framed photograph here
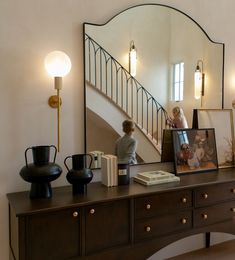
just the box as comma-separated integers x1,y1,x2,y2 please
195,109,235,168
172,128,218,175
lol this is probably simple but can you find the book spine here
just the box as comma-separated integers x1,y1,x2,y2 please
105,155,118,187
101,156,111,187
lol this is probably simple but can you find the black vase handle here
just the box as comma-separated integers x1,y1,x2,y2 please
50,145,57,163
24,145,57,167
24,147,32,168
85,154,93,168
64,156,72,171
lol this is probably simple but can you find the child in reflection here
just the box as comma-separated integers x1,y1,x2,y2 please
167,106,188,128
115,120,137,164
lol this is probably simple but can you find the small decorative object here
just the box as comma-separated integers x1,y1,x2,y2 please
118,163,130,185
89,150,104,168
19,145,62,199
172,128,218,175
193,109,235,168
64,154,93,195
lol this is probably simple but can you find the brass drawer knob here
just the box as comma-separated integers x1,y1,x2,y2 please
202,193,208,199
73,211,78,218
90,209,95,214
145,226,151,232
181,197,187,203
231,188,235,193
146,204,151,210
231,208,235,212
202,213,208,219
181,218,187,224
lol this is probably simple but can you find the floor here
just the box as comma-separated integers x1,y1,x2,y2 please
168,239,235,260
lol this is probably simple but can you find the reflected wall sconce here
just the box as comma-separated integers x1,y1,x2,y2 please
194,60,205,100
44,50,72,152
129,40,137,77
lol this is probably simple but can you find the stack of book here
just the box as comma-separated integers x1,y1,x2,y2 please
133,170,180,186
101,155,118,187
89,151,104,168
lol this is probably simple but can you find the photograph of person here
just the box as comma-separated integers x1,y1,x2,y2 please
172,128,218,175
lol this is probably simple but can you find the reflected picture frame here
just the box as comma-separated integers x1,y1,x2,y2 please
193,109,235,168
172,128,218,175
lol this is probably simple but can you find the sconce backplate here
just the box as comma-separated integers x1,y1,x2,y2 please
48,95,62,108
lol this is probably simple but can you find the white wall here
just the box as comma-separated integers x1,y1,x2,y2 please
1,0,235,259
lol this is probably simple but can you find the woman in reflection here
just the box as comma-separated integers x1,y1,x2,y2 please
115,120,137,164
167,106,188,128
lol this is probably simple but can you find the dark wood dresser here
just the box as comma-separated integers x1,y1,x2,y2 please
7,168,235,260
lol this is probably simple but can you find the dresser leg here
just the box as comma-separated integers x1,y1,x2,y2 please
205,232,210,248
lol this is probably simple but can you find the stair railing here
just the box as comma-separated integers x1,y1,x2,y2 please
85,34,170,146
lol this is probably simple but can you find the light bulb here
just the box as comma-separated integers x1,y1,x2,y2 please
44,51,71,77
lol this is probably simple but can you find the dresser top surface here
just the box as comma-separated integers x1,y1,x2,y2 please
7,168,235,216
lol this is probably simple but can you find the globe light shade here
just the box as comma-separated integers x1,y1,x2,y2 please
44,51,72,77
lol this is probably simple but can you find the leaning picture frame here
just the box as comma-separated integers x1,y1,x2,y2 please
194,109,235,168
172,128,218,175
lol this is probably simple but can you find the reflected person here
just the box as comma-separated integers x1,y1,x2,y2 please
167,106,188,128
115,120,137,164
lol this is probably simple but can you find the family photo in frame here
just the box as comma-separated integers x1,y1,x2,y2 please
172,128,218,175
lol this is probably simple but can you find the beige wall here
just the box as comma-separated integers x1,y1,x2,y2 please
1,0,235,258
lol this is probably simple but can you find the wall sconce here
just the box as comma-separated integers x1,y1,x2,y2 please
44,51,72,152
129,40,137,77
194,60,205,100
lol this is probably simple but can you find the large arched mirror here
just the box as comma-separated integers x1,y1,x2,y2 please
84,4,224,168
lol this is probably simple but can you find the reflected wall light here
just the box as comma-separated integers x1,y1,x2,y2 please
129,40,137,77
194,60,205,101
44,50,72,152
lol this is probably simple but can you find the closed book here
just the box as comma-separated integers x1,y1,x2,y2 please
106,155,118,186
137,171,175,181
101,155,111,187
133,175,180,186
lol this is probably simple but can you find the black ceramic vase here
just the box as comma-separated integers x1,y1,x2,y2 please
19,145,62,199
64,154,93,195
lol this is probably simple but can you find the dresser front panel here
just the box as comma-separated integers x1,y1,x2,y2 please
84,199,130,255
135,190,192,219
194,201,235,228
195,182,235,207
134,210,192,242
26,208,80,260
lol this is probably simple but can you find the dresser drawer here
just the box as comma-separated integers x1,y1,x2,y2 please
135,190,192,219
195,182,235,207
194,201,235,228
134,210,192,242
